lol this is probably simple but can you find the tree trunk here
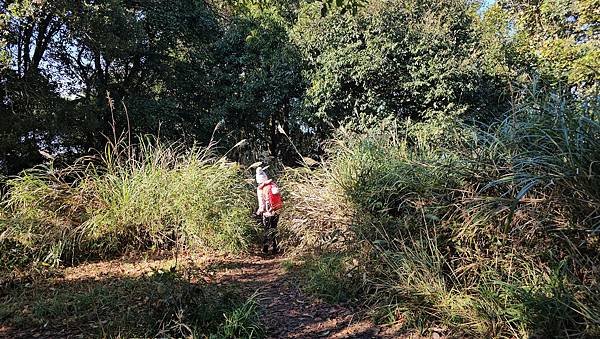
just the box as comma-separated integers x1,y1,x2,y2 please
269,113,279,158
29,14,54,73
17,26,22,76
22,21,33,75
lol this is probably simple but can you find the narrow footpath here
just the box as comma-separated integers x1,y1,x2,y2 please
0,252,419,338
209,254,409,338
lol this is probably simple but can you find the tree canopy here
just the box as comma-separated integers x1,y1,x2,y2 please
1,0,598,174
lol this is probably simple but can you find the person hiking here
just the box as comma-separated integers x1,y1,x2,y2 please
255,167,283,254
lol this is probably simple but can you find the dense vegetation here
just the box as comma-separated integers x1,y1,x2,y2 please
283,87,600,337
1,136,256,270
4,0,574,174
1,0,599,337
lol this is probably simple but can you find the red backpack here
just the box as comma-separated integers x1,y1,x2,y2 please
262,181,283,211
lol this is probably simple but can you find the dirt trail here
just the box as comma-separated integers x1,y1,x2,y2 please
1,252,416,338
209,254,405,339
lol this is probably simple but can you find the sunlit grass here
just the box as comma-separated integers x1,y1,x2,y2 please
282,87,600,337
0,137,256,271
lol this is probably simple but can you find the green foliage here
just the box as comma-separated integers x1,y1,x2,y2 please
282,85,600,336
1,0,222,173
319,0,368,16
499,0,600,97
292,0,491,134
1,0,598,175
0,138,256,271
1,1,599,336
210,5,304,161
217,292,264,339
300,253,360,303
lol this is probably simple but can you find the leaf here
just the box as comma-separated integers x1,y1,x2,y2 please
504,179,539,232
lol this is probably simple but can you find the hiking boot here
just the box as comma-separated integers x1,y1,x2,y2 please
262,245,269,254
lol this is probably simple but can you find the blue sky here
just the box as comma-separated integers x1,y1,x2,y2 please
479,0,497,14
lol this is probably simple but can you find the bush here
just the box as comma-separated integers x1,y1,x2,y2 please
0,138,256,271
282,87,600,337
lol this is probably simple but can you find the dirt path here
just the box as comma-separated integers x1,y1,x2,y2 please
209,254,406,338
1,252,415,338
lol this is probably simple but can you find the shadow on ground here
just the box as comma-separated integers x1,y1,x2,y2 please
206,254,406,338
0,256,250,338
1,252,409,338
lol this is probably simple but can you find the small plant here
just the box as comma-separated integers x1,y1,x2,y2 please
218,292,264,339
281,258,296,272
301,253,360,303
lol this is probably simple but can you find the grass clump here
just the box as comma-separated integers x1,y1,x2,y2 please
0,137,256,271
282,87,600,337
218,292,264,339
300,253,362,303
280,166,357,253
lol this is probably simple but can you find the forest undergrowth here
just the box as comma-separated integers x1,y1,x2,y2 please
1,86,599,338
0,136,257,272
0,137,264,337
281,86,600,338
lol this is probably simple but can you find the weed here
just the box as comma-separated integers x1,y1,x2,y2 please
281,259,296,272
300,253,361,303
218,292,264,339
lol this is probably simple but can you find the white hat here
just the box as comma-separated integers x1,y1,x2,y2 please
256,167,269,184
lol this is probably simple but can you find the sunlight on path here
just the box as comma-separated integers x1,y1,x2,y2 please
211,254,419,339
1,252,424,338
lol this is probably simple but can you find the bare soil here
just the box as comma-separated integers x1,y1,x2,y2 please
206,252,418,338
0,251,417,338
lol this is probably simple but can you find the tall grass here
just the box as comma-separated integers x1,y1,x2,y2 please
0,137,256,271
282,87,600,337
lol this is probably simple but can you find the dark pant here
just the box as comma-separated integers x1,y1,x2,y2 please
262,214,279,252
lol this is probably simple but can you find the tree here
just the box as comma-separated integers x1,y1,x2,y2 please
210,3,305,162
0,0,222,174
499,0,600,99
0,0,67,173
292,0,493,139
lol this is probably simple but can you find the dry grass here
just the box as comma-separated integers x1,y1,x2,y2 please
281,88,600,337
0,252,264,338
279,166,357,253
0,137,257,272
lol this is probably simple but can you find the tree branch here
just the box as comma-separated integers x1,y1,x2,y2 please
29,13,55,72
